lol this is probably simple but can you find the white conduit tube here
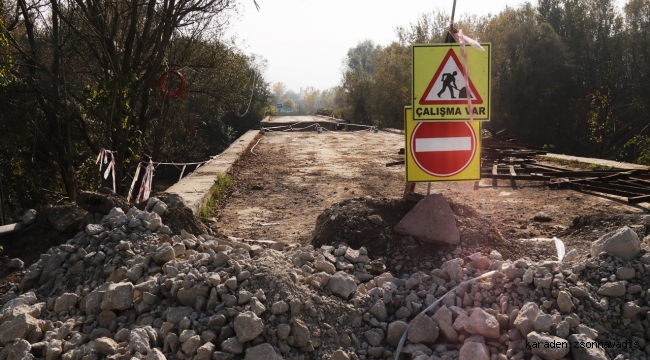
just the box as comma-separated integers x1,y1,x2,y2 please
250,137,263,156
393,270,498,360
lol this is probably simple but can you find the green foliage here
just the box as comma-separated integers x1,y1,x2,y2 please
0,0,270,214
199,174,232,222
282,98,296,111
624,135,650,166
335,0,650,167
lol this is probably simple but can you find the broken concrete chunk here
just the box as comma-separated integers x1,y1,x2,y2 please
393,194,460,245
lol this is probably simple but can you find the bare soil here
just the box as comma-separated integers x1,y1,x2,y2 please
214,131,650,264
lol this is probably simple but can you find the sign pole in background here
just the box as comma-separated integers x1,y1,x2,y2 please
405,107,481,182
412,44,491,122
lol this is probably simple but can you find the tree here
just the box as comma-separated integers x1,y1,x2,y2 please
3,0,246,201
341,40,381,124
272,82,286,105
282,98,296,111
369,42,410,128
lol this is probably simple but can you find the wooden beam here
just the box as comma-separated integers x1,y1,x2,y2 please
564,182,641,198
629,194,650,204
583,180,650,195
509,165,517,188
481,173,550,180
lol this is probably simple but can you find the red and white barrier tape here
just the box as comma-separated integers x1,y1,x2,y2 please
178,165,187,182
126,160,154,203
126,162,142,203
136,161,155,203
96,149,117,193
456,29,485,122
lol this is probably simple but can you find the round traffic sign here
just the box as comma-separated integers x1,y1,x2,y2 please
410,121,477,177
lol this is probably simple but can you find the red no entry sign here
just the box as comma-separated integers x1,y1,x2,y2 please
410,121,477,177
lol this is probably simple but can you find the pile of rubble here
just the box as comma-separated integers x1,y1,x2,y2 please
1,197,650,360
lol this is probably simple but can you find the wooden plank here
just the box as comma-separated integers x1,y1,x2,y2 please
629,194,650,204
629,177,650,185
583,180,650,195
385,160,405,167
526,163,566,172
480,173,550,181
537,170,624,177
403,182,416,198
613,179,650,189
509,165,517,188
598,172,633,181
564,182,641,198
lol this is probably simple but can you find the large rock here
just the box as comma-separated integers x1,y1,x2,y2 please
513,302,540,336
0,313,39,345
153,243,176,264
146,348,167,360
129,327,151,354
459,335,489,360
22,209,37,225
597,281,626,297
166,306,194,325
433,305,458,342
271,301,289,315
527,332,570,360
245,343,282,360
101,282,134,311
42,204,87,233
386,321,408,347
0,339,31,360
45,339,62,360
221,336,243,354
314,260,336,274
569,334,607,360
622,301,643,318
407,314,439,344
291,319,311,348
393,194,460,245
369,300,387,322
77,190,129,215
233,311,264,343
590,226,640,260
181,335,201,355
557,291,573,313
53,293,80,313
195,342,215,360
95,337,119,355
328,271,357,299
176,284,209,307
465,308,500,339
330,350,351,360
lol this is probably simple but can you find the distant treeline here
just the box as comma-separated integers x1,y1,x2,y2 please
0,0,271,219
335,0,650,164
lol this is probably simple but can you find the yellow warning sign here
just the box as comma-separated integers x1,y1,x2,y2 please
412,44,491,121
405,107,481,182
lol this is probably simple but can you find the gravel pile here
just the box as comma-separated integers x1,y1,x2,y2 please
1,198,649,360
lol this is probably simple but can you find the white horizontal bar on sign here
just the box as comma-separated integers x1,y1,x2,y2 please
415,137,472,152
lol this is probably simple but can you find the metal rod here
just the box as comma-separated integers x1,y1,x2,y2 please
427,182,431,195
451,0,457,26
0,173,6,226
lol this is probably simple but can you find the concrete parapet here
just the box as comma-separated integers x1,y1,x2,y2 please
166,130,259,216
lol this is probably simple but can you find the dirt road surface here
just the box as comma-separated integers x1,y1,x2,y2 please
215,131,405,243
215,130,649,259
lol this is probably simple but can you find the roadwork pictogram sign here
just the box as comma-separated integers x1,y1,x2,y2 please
413,44,491,122
405,107,481,182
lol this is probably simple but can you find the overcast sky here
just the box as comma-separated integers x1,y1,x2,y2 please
226,0,624,93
